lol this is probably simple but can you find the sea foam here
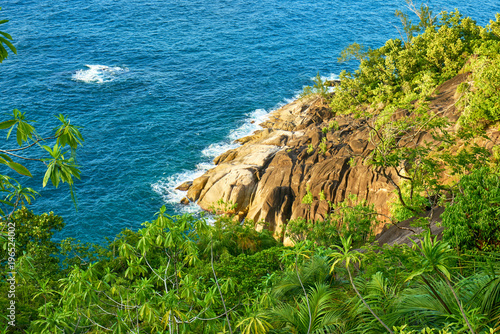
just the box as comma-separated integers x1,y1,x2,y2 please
151,107,271,212
72,65,128,84
152,74,340,213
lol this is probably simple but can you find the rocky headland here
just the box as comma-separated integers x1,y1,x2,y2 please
178,73,500,244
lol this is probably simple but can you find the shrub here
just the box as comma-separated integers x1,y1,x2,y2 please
441,167,500,251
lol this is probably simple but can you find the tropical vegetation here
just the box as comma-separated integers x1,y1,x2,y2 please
2,2,500,333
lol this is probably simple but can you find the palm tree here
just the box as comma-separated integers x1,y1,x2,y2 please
329,235,394,333
388,277,460,329
281,241,314,334
408,232,475,334
456,257,500,331
273,254,332,300
272,283,341,333
236,305,273,334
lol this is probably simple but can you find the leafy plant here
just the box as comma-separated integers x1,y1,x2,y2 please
301,73,330,100
329,235,394,333
441,167,500,251
302,186,314,205
0,8,16,63
407,232,475,334
318,137,328,155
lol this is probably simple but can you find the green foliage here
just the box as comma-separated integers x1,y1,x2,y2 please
407,232,475,334
322,120,339,134
301,185,314,205
215,247,283,295
457,42,500,130
2,206,500,332
441,167,500,251
330,9,482,116
301,73,330,100
318,137,328,155
0,8,16,63
210,198,238,214
330,235,395,333
236,310,274,334
272,283,340,333
319,190,326,201
0,209,69,330
0,110,83,219
1,208,282,333
361,243,417,284
287,195,376,248
489,13,500,38
330,195,376,247
394,324,455,334
1,207,63,254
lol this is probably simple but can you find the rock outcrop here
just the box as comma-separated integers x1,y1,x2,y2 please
180,74,500,243
182,95,398,241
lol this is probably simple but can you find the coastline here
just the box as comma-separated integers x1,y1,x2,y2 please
175,94,397,241
174,70,500,244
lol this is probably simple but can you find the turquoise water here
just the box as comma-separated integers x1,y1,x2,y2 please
1,1,498,243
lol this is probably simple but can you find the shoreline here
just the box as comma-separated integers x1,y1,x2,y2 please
175,93,397,242
159,77,342,214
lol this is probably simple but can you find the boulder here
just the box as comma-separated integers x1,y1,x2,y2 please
176,181,193,191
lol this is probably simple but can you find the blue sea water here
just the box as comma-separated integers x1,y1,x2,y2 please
1,0,498,243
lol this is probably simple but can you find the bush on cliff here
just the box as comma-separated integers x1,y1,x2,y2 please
330,9,485,116
441,166,500,251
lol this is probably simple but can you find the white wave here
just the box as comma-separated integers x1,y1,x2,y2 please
201,142,239,159
152,107,275,213
200,108,270,159
151,169,206,214
152,78,340,213
196,162,215,171
72,65,128,83
314,73,340,82
228,108,270,141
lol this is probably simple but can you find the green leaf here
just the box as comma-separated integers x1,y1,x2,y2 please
0,36,16,54
15,125,22,146
5,122,14,140
43,164,53,187
6,161,32,177
0,199,15,207
41,145,53,155
405,268,426,282
0,30,12,39
0,154,13,162
0,119,16,130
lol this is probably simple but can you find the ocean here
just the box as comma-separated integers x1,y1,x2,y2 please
1,0,498,243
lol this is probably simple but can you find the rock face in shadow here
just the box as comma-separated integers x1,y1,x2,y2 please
375,207,446,247
181,75,500,243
